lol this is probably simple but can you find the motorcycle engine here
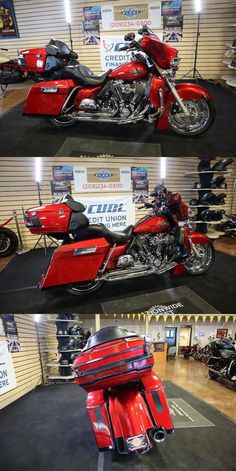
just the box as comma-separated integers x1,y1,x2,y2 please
79,80,147,119
126,233,176,271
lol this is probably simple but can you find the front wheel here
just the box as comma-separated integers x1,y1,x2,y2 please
0,227,19,258
49,116,77,128
168,99,216,136
65,280,104,296
185,242,215,275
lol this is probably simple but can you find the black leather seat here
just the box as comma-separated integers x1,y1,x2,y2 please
65,198,85,213
58,65,111,86
74,223,134,244
220,349,236,359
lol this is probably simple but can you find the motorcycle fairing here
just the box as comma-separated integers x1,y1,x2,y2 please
86,390,114,451
39,238,110,289
156,83,214,131
108,384,153,454
23,79,76,115
141,372,174,432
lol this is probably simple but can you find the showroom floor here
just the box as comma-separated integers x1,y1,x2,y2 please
0,373,235,471
158,357,236,420
0,80,236,157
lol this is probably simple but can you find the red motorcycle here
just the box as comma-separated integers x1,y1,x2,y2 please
0,47,28,87
22,26,215,136
73,325,174,454
24,184,214,296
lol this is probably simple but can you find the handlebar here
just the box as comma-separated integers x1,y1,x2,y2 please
119,40,142,52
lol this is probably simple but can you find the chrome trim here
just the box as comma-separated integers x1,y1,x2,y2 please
100,243,116,274
73,247,97,256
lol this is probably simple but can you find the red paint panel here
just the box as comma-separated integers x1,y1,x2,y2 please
134,215,170,234
141,35,177,70
23,80,76,115
109,61,149,81
25,203,72,234
86,391,114,450
141,372,174,431
190,231,210,245
40,238,110,288
19,48,47,72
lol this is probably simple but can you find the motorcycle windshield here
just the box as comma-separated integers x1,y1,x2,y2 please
141,34,177,69
83,326,138,351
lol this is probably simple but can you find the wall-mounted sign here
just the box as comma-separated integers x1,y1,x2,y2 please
74,166,132,192
161,0,182,17
131,166,149,203
79,195,135,231
101,3,161,31
83,6,101,45
216,329,228,338
0,340,17,394
0,0,19,39
51,180,71,203
1,314,20,352
163,14,183,42
52,166,74,182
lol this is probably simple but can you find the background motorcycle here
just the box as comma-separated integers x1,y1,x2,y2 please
206,338,236,384
24,184,215,296
0,216,19,258
0,47,28,88
73,325,174,455
221,213,236,239
22,25,215,136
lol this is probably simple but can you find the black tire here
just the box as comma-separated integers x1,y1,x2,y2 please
168,99,216,136
65,280,104,296
209,371,218,380
185,241,215,276
0,227,18,258
49,116,77,128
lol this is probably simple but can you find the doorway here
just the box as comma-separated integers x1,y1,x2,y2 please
164,327,177,347
179,325,192,348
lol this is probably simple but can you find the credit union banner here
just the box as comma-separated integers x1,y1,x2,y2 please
78,195,135,231
0,340,17,395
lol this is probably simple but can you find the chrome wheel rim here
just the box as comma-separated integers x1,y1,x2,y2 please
0,234,10,253
185,244,212,274
169,99,210,135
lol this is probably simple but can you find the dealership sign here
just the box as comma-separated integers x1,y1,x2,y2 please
101,3,161,30
78,195,135,231
73,166,132,192
0,340,17,395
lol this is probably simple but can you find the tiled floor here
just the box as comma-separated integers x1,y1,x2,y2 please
156,357,236,421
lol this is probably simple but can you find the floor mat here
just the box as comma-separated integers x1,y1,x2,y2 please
101,285,219,314
56,136,162,157
0,382,235,471
0,249,235,313
0,81,236,157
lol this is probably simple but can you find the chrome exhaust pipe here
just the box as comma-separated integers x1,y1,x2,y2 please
153,428,166,444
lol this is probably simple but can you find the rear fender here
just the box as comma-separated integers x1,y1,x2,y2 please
141,372,174,432
108,384,153,454
156,83,214,130
86,390,114,451
40,238,110,289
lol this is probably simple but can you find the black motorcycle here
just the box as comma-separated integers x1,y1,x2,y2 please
206,338,236,384
221,214,236,239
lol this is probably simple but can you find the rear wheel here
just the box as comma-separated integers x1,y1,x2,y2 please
185,242,214,275
0,228,18,258
168,98,215,136
65,280,104,296
49,116,77,128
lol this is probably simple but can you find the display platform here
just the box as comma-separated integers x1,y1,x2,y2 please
101,286,219,315
0,382,235,471
0,81,235,157
0,249,235,313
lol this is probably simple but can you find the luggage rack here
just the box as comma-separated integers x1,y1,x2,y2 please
47,374,76,381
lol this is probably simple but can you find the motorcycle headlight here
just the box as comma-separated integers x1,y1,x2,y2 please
170,57,180,71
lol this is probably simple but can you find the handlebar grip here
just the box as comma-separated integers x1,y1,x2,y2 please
119,46,129,51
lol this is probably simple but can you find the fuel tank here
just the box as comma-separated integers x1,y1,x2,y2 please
134,215,170,234
109,61,149,81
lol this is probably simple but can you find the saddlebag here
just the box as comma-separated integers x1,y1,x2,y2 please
23,79,76,115
39,238,110,289
141,372,174,432
73,334,154,392
86,390,114,451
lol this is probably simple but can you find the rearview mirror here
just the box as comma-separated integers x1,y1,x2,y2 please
124,32,135,41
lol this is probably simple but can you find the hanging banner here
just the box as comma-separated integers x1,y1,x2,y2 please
1,314,20,352
83,5,101,45
78,195,135,230
73,166,132,192
161,0,182,16
52,166,74,182
101,3,161,31
163,14,183,42
0,340,17,394
131,166,149,203
51,180,71,203
0,1,19,39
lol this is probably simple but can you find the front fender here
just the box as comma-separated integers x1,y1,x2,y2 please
190,231,210,245
156,82,214,130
